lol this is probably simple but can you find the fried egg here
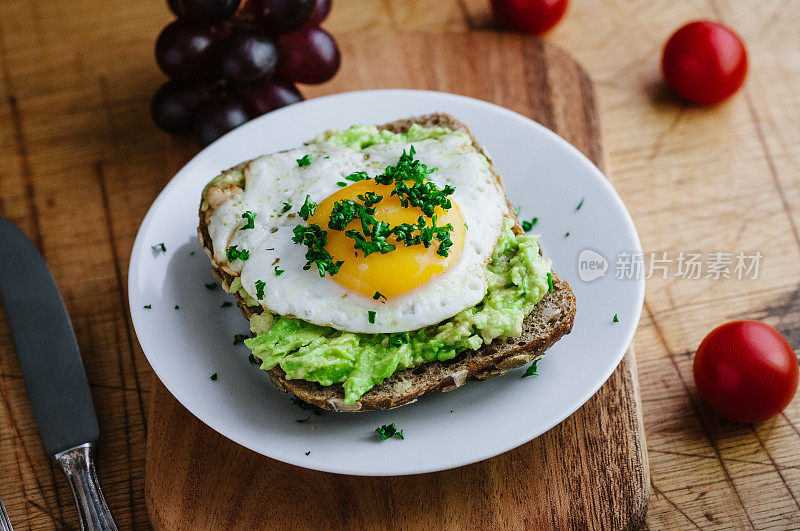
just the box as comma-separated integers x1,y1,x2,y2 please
207,132,508,333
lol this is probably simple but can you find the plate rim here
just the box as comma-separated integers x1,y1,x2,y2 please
129,88,645,476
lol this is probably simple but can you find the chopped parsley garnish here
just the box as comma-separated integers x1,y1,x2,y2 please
292,223,342,277
296,416,311,423
190,251,195,256
226,245,250,261
151,243,166,253
576,198,584,210
248,353,259,365
613,314,619,323
254,280,266,299
174,305,179,310
143,304,151,309
373,146,453,217
290,149,456,276
233,334,248,345
547,272,554,293
281,202,292,213
240,211,256,230
345,171,369,182
521,217,538,232
387,333,408,347
298,194,317,221
210,373,218,381
297,154,312,167
305,451,311,455
336,181,347,187
221,301,232,308
368,310,376,324
565,232,570,237
522,361,539,378
266,247,275,251
375,423,404,440
205,282,218,290
373,291,386,300
274,265,284,276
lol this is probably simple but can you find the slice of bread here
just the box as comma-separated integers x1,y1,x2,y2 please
198,113,576,411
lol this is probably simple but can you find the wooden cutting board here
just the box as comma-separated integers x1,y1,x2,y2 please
146,32,649,529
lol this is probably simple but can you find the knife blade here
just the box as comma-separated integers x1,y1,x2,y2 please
0,217,117,531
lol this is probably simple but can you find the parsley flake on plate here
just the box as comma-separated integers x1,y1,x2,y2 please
336,181,347,187
521,217,538,232
174,305,179,310
305,451,311,456
281,202,292,213
576,198,585,211
210,373,218,381
613,314,619,323
372,291,386,301
240,211,256,230
375,423,404,440
226,245,250,261
297,154,312,167
151,243,166,253
274,266,284,276
522,361,538,378
143,304,151,309
368,310,376,324
254,280,266,299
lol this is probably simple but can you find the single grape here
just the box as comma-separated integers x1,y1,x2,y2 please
277,26,340,84
248,0,315,32
217,31,278,82
151,81,213,135
309,0,331,25
234,79,303,117
155,20,218,81
168,0,241,22
193,96,249,147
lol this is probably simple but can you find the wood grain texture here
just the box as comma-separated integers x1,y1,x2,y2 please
145,32,649,530
0,0,798,529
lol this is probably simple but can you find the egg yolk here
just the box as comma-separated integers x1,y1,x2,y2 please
308,180,465,299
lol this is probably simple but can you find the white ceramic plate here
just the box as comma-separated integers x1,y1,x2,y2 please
129,90,644,476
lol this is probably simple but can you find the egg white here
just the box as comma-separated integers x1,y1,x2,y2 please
207,133,507,333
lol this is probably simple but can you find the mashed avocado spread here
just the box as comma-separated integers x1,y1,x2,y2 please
245,219,551,404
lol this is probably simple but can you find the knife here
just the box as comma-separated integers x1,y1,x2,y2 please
0,218,117,531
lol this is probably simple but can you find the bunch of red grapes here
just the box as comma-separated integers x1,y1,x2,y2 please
151,0,339,147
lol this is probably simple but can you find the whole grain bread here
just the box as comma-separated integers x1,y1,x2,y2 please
198,113,576,411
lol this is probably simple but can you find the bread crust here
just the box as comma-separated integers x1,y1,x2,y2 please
197,113,576,411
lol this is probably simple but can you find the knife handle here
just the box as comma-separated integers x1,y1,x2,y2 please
54,443,118,531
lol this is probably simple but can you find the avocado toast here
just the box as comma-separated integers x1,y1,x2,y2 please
198,113,576,411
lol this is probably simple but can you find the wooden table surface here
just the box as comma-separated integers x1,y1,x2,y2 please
0,0,798,529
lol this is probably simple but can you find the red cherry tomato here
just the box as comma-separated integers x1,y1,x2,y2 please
491,0,568,35
693,321,798,423
662,21,748,105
